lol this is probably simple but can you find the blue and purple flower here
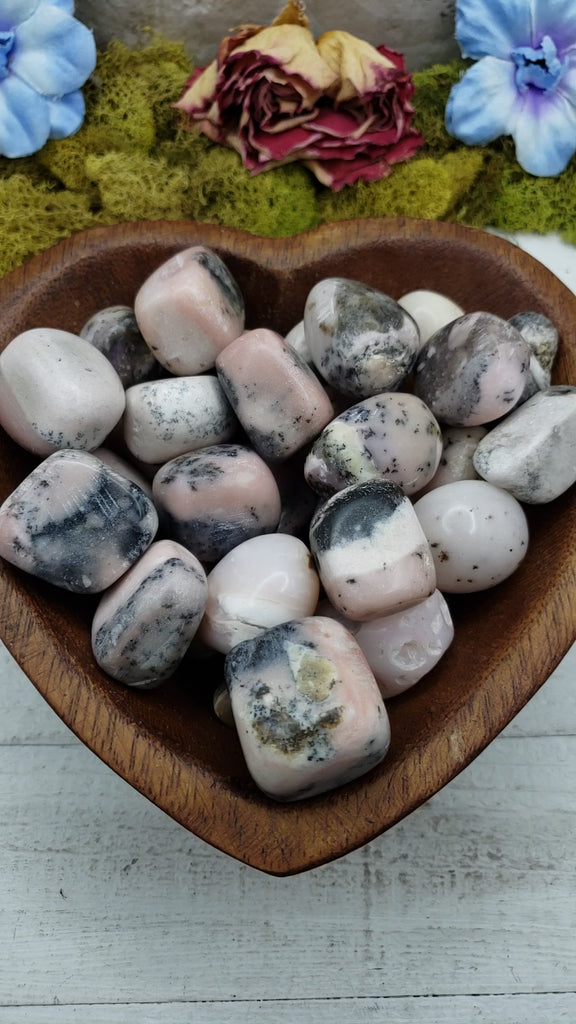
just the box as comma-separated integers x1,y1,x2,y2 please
446,0,576,176
0,0,96,158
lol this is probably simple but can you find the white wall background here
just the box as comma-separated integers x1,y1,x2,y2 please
76,0,459,70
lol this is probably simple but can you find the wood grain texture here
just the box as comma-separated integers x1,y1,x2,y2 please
1,218,576,875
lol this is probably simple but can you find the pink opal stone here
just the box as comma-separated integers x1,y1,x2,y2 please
134,246,245,375
309,480,436,621
225,616,391,801
215,328,334,462
0,450,158,593
91,539,208,687
0,328,125,456
152,443,282,564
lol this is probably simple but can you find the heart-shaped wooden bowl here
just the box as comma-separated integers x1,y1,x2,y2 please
1,218,575,875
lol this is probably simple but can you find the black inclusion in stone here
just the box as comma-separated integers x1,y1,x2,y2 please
194,248,245,317
225,621,302,684
310,480,405,553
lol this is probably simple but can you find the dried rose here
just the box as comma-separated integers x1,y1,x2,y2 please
174,2,423,191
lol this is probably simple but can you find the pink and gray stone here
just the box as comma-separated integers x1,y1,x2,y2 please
413,312,530,426
91,539,207,687
123,375,237,465
152,443,281,563
413,479,529,593
509,311,559,402
80,305,160,387
225,616,391,801
419,425,487,494
0,450,158,593
309,480,436,621
215,329,334,462
472,385,576,503
319,588,454,699
304,391,442,498
303,278,420,399
199,533,320,654
92,448,154,498
0,328,126,456
134,245,245,375
273,456,319,538
397,289,464,347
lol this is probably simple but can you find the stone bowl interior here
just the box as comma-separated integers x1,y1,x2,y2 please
1,217,575,876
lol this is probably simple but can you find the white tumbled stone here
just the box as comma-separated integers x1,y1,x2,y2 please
419,425,487,494
398,289,464,347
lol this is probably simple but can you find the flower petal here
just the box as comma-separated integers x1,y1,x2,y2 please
0,73,49,156
229,24,337,94
0,0,38,32
174,60,218,115
316,31,395,102
47,88,85,138
446,57,521,144
533,0,576,55
513,89,576,175
11,5,96,96
455,0,534,59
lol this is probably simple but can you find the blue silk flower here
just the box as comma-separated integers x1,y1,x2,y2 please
446,0,576,176
0,0,96,158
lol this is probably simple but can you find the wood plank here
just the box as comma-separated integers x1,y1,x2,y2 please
1,735,574,1005
1,993,575,1024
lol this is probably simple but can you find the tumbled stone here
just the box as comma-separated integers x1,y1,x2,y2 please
419,425,487,494
92,448,154,498
509,311,559,402
413,312,530,426
304,391,442,498
0,450,158,593
216,328,334,462
91,539,207,687
303,277,420,398
152,444,281,563
273,456,319,538
123,375,237,465
199,533,320,654
225,616,391,801
0,328,125,456
398,289,464,346
134,245,245,375
309,480,436,621
319,588,454,698
473,385,576,503
413,479,529,593
284,320,313,365
80,305,160,387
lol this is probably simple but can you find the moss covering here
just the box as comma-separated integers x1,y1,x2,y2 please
1,38,575,279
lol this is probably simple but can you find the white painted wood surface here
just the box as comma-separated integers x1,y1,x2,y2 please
1,234,576,1022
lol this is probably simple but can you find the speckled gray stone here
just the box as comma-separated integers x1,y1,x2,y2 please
473,385,576,503
304,278,420,399
509,311,559,402
80,305,160,387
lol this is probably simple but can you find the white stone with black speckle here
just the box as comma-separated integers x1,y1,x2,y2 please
413,312,530,426
413,479,529,593
473,385,576,503
80,305,160,387
123,375,237,464
225,616,391,801
91,539,208,688
152,443,281,564
303,277,420,399
215,328,334,462
0,328,126,456
0,450,158,593
419,425,487,494
304,391,442,498
134,245,245,375
284,320,312,365
309,480,436,621
509,311,559,402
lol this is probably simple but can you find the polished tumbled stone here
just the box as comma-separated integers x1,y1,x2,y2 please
91,539,208,687
134,245,245,375
0,328,125,456
309,480,436,620
304,277,420,398
473,385,576,503
225,616,391,801
216,328,334,462
419,425,487,494
152,444,281,563
123,375,237,465
413,312,530,426
0,450,158,593
304,391,442,498
509,311,559,402
398,289,464,347
80,305,160,387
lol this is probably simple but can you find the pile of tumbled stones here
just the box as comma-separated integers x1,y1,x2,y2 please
1,245,575,802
